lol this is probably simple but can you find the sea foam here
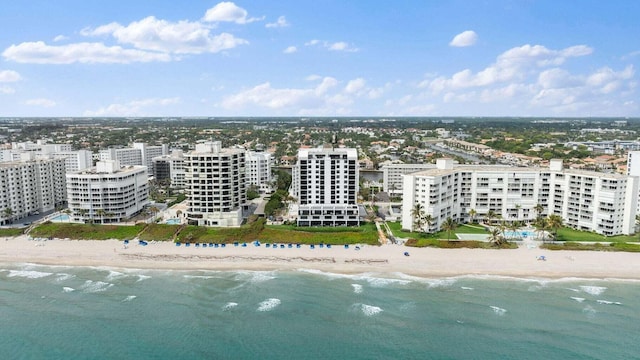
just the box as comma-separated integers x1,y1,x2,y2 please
570,297,585,303
490,306,507,316
62,287,75,293
257,298,281,312
80,280,113,293
7,270,52,279
223,302,238,311
351,284,363,294
580,286,607,296
360,304,383,316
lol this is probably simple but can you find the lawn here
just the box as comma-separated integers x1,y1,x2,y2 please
542,242,640,252
555,227,639,243
137,224,181,241
30,222,145,240
386,222,489,239
0,227,25,237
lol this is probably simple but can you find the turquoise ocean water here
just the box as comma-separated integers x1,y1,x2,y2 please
1,264,639,359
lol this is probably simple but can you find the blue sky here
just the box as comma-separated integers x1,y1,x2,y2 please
0,0,638,117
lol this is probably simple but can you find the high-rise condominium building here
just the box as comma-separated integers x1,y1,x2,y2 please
184,141,246,227
99,143,169,174
246,151,273,193
402,158,638,236
292,146,360,226
66,160,149,223
153,151,185,188
0,156,66,225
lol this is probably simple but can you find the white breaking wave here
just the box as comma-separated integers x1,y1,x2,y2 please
580,286,607,296
490,306,507,316
461,286,474,291
570,297,585,303
257,298,281,312
105,270,126,281
223,302,238,311
136,274,151,282
62,287,75,293
80,280,113,293
234,271,277,283
360,304,383,316
55,273,75,282
7,270,52,279
351,284,363,294
122,295,137,302
596,300,622,305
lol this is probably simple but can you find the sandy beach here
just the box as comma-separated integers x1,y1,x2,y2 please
2,235,640,279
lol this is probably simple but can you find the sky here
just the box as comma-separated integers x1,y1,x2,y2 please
0,0,639,118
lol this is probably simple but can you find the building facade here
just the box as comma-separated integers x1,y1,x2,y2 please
381,163,436,197
402,158,638,236
99,143,169,175
184,141,246,227
0,157,67,225
246,151,273,193
152,151,185,188
66,160,149,224
292,147,360,226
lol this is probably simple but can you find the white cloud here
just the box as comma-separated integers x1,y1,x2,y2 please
221,82,321,109
203,2,263,24
81,16,248,54
305,74,322,81
305,39,358,52
422,44,594,93
0,70,21,82
345,78,366,94
3,41,171,64
449,30,478,47
283,46,297,54
84,97,180,116
53,35,68,42
266,16,289,28
0,86,15,94
25,98,56,107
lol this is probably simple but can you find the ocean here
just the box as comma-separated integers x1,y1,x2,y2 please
1,264,639,359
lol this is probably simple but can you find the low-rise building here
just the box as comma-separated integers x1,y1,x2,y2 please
66,160,149,223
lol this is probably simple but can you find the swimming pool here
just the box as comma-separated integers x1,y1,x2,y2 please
165,218,181,225
504,230,536,238
50,214,70,222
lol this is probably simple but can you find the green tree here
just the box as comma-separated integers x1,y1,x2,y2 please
410,203,425,232
423,214,434,234
488,227,505,246
442,217,457,241
2,207,13,224
547,214,564,241
95,209,106,224
468,208,477,224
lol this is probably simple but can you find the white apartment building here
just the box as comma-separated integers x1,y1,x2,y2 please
152,151,185,188
47,150,93,173
292,146,360,227
0,157,66,225
66,160,149,224
402,158,638,236
382,163,436,197
99,143,169,175
246,151,273,193
626,150,640,213
184,141,246,227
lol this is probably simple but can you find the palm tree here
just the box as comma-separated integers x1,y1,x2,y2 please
410,203,425,232
547,214,564,241
149,206,160,221
485,209,496,225
534,203,544,220
95,209,106,224
488,227,504,246
533,216,547,241
508,220,522,241
442,217,457,241
2,207,14,225
468,208,477,224
423,214,434,234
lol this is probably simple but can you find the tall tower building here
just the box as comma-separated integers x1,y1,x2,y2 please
292,146,360,226
184,141,246,227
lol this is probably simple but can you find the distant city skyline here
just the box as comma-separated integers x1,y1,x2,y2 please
0,0,638,117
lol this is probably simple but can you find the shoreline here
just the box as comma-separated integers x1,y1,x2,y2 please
3,235,640,280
